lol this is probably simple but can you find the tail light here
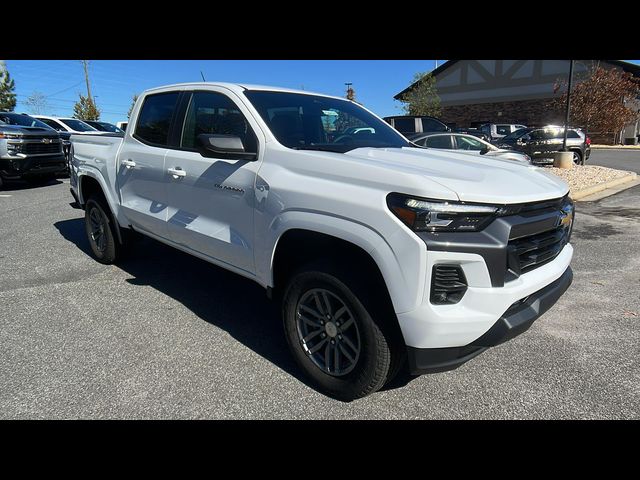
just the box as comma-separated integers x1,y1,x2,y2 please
586,136,591,146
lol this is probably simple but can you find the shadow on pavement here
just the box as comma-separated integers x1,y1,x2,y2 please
52,218,375,397
1,178,62,191
54,217,415,398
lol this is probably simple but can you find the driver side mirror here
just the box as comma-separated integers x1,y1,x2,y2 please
479,147,490,155
197,134,257,160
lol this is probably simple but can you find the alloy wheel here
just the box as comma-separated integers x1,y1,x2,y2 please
295,288,361,376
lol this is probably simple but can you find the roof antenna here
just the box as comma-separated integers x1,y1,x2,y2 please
200,71,206,81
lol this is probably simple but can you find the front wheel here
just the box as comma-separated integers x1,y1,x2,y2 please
282,267,397,401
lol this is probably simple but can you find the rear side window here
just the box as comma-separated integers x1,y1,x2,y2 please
422,118,447,132
40,118,66,131
134,92,180,146
496,125,511,135
393,117,416,133
567,130,580,139
424,135,453,149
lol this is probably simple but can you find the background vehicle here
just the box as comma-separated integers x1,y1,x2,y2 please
116,121,128,131
0,112,66,187
383,115,450,136
84,120,125,133
496,126,591,165
33,115,99,134
69,82,574,401
480,123,527,143
453,127,490,142
408,132,532,164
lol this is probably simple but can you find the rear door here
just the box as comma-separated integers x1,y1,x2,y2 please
163,89,262,274
117,91,180,236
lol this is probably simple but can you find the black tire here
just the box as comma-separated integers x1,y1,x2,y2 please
571,150,583,165
282,264,402,401
84,196,119,264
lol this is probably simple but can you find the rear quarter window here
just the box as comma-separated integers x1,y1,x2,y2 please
393,117,416,133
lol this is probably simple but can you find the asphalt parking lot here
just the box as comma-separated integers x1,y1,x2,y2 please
0,176,638,419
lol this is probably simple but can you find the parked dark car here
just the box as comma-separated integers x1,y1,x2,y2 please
0,112,66,187
496,126,591,165
83,120,125,133
383,115,450,136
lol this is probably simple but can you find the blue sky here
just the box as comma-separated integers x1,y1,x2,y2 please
5,60,640,124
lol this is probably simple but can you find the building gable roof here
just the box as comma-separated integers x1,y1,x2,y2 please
393,60,640,100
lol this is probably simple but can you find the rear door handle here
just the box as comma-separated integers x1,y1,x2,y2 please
121,159,136,169
167,167,186,179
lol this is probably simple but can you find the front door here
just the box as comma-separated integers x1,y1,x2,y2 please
163,90,261,274
117,91,180,236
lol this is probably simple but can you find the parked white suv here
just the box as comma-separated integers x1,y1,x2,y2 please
69,83,574,400
33,115,99,134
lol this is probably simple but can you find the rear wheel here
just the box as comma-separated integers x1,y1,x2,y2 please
84,196,120,264
282,265,402,401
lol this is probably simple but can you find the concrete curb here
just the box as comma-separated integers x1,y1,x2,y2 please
591,145,640,150
571,172,638,200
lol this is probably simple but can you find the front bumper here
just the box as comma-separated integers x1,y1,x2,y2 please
0,154,67,179
406,266,572,374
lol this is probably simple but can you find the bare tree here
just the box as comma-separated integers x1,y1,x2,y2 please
25,91,49,115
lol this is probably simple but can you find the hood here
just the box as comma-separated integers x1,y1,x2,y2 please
0,124,60,138
344,147,568,204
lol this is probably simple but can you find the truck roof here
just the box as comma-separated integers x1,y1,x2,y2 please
143,82,347,101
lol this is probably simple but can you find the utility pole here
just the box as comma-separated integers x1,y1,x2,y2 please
562,59,574,152
81,60,93,103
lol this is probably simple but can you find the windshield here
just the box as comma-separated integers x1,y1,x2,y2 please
500,128,530,142
244,91,410,153
0,113,55,129
60,119,97,132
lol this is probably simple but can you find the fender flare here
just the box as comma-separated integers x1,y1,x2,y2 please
261,210,426,314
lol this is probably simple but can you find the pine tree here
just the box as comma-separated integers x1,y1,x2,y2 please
398,72,441,117
0,61,17,112
73,94,101,121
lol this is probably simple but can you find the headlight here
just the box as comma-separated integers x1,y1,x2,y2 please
387,193,500,232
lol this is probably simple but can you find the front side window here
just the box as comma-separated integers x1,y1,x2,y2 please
424,135,453,149
60,119,97,132
455,135,487,151
39,118,67,131
134,92,180,146
245,91,409,153
180,91,257,153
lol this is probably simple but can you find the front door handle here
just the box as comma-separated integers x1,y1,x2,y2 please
167,167,186,179
121,159,136,169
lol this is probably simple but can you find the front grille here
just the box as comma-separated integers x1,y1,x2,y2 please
22,141,62,155
507,226,570,276
431,265,468,305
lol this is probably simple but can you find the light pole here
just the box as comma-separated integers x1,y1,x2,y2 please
562,60,574,152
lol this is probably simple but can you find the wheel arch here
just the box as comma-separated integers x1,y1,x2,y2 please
78,173,125,244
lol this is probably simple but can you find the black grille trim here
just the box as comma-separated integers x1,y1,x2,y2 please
507,226,570,276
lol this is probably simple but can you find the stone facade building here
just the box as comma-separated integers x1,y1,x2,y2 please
394,60,640,145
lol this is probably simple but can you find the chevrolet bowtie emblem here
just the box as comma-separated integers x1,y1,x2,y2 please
42,138,52,144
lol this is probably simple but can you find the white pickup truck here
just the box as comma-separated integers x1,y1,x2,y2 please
69,82,574,400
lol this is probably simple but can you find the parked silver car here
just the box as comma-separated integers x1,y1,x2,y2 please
480,123,527,143
407,132,532,164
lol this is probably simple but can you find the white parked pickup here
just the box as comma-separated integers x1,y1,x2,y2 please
69,82,574,400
